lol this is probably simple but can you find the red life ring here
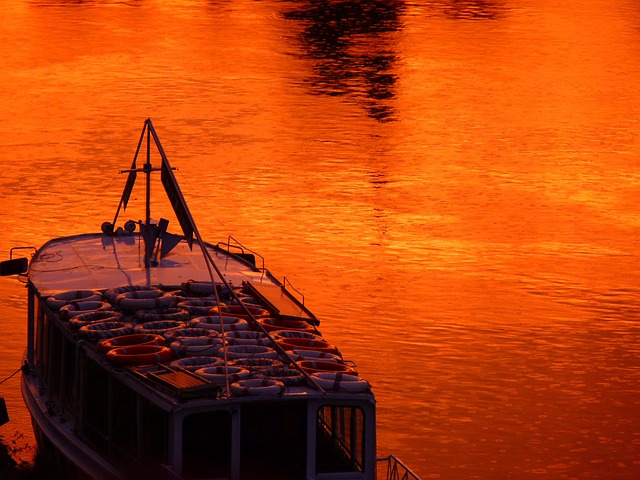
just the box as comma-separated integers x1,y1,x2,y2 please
209,305,271,320
289,349,344,363
311,372,370,393
273,330,322,341
105,344,173,366
99,333,165,353
296,360,357,375
276,337,340,355
231,378,285,397
257,318,316,333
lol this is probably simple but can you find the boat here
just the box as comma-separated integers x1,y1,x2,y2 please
0,120,421,480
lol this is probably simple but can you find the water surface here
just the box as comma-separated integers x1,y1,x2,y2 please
1,0,640,478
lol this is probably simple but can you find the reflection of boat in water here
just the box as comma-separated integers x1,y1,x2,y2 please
1,120,421,479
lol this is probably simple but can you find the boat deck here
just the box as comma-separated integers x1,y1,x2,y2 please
29,233,269,296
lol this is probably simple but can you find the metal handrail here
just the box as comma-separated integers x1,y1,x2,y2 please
376,455,422,480
220,235,266,271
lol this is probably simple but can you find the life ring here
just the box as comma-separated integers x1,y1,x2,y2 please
99,333,165,352
105,285,161,304
255,366,304,386
273,330,323,341
79,321,134,341
231,378,285,397
296,360,357,375
181,280,219,297
46,290,102,310
135,307,190,322
195,366,250,386
116,290,175,311
170,338,223,357
177,299,224,315
133,320,187,335
257,318,316,333
310,372,370,393
209,305,271,320
59,301,112,319
222,345,278,360
289,349,344,363
229,358,283,372
276,337,340,355
189,316,250,333
170,356,224,372
68,310,123,330
105,344,173,366
163,328,219,342
223,330,271,346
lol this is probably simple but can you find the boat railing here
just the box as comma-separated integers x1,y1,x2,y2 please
283,276,306,305
377,455,422,480
218,235,266,272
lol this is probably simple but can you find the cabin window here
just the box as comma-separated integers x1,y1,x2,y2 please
138,397,168,468
239,401,307,480
182,410,232,479
316,405,365,474
45,320,63,401
61,336,77,413
81,357,109,452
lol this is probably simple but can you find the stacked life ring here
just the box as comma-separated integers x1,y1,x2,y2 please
222,345,278,360
195,366,250,386
231,378,285,397
296,360,357,376
105,344,173,366
310,372,370,393
223,330,271,346
170,337,223,357
255,366,305,386
68,310,123,330
59,301,112,320
208,305,271,321
99,333,166,353
46,290,102,311
170,356,224,372
79,321,134,342
257,317,316,333
189,316,250,333
105,285,161,304
133,320,187,335
276,337,340,355
135,307,190,322
177,299,224,316
116,290,175,312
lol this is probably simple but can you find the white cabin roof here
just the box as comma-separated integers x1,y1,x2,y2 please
29,233,272,296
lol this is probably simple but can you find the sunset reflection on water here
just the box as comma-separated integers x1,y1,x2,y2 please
1,0,640,478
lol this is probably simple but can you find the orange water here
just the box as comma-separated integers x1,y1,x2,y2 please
2,0,640,478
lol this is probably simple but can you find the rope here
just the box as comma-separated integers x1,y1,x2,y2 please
0,364,26,386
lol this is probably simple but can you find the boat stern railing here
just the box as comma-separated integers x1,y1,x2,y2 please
377,455,422,480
